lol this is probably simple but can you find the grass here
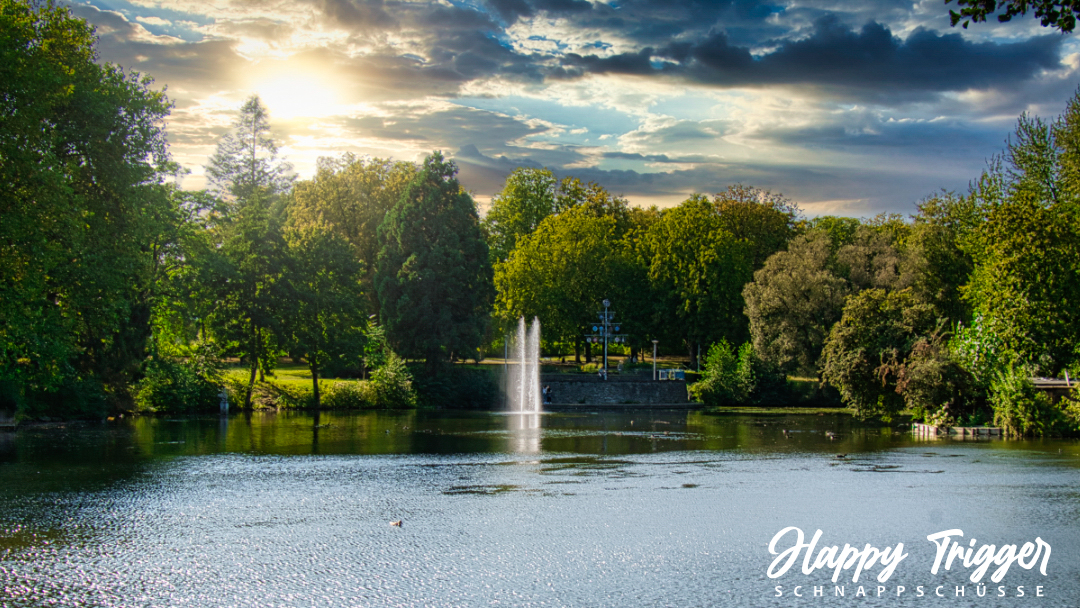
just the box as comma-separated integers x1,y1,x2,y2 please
224,362,352,387
704,406,855,416
222,362,365,409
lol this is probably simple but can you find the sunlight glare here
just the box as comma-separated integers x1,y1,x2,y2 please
255,72,340,120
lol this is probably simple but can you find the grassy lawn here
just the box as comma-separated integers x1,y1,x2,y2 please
223,362,360,390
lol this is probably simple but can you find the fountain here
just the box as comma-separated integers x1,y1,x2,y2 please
506,316,542,414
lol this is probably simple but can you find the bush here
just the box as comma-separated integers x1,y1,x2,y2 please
368,352,418,408
989,365,1057,436
135,347,223,414
690,340,754,406
322,381,371,409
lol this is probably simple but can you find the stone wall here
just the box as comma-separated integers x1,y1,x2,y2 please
540,374,689,405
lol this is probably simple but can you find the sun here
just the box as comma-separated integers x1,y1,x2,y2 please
254,72,340,120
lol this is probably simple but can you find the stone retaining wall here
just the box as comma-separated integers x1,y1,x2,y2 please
540,374,690,405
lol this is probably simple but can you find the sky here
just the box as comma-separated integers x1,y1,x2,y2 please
67,0,1080,216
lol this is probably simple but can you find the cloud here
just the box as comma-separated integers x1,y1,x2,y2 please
560,15,1066,100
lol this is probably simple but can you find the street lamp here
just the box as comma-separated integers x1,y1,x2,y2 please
652,339,659,381
602,299,610,377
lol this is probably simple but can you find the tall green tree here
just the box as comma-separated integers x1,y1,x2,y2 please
201,190,286,408
288,154,417,312
205,94,294,200
961,94,1080,373
198,96,297,406
640,196,753,366
483,167,560,265
494,205,640,360
1,0,173,416
712,184,800,268
281,223,365,408
743,231,849,376
376,152,494,369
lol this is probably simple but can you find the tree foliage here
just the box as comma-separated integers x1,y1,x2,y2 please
820,289,938,418
376,153,494,368
281,222,366,408
483,167,560,265
494,205,637,347
1,0,173,415
640,196,753,357
947,0,1080,32
743,231,849,375
205,94,294,200
961,95,1080,374
288,154,417,310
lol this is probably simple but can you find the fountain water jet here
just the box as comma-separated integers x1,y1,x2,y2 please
506,317,541,413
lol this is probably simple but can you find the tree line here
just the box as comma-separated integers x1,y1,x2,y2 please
3,0,1079,434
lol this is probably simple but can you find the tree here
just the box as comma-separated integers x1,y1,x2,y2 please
494,205,639,359
712,184,799,268
902,193,977,324
376,152,494,369
820,289,938,418
961,94,1080,374
639,196,754,366
205,94,294,200
198,96,298,406
1,0,173,416
199,189,286,408
743,231,849,376
834,224,907,292
281,223,366,408
946,0,1080,32
963,189,1080,371
288,154,417,311
482,167,559,264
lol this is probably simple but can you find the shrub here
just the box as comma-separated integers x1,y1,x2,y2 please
135,347,223,414
690,340,753,406
369,352,418,408
989,365,1056,436
322,381,372,409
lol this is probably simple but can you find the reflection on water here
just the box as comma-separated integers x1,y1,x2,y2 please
1,410,1079,607
508,412,542,454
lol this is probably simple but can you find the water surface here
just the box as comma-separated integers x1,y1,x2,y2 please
1,411,1078,607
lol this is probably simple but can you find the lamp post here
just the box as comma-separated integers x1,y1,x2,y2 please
585,300,624,380
652,339,658,381
602,299,610,377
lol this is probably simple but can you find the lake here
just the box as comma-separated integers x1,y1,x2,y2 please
1,410,1078,607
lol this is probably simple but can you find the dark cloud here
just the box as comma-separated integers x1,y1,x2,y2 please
307,0,396,31
564,16,1065,99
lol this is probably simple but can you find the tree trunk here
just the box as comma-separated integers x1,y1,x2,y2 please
310,359,320,410
245,345,257,410
574,338,581,365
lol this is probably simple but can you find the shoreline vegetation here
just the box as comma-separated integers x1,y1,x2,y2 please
2,1,1079,436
